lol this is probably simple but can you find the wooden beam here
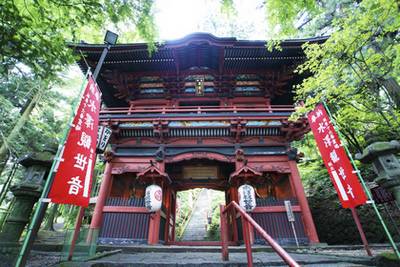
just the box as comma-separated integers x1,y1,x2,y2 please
103,206,149,213
251,205,301,213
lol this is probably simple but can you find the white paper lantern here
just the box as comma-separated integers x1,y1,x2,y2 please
145,184,163,212
238,184,256,211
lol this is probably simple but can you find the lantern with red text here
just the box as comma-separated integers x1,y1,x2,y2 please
145,185,162,212
238,184,256,211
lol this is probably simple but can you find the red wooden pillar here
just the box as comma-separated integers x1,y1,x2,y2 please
171,193,176,242
164,186,171,242
288,160,319,243
148,210,161,244
87,162,113,242
248,220,255,245
229,186,239,243
220,205,229,261
241,218,253,267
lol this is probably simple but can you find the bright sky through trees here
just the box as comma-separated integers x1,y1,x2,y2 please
154,0,268,40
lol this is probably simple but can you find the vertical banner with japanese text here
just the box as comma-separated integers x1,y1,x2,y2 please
308,103,367,208
48,76,101,207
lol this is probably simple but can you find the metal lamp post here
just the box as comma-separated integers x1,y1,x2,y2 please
66,30,116,260
16,30,118,267
92,30,118,80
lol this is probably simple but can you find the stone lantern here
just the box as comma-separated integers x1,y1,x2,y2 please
355,140,400,206
0,150,53,264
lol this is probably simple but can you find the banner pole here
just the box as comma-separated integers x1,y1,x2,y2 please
322,101,400,259
350,207,372,256
15,70,91,267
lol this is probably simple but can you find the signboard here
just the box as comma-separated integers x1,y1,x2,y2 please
284,200,295,222
48,76,101,207
308,104,367,208
370,185,395,204
182,165,218,179
97,125,112,152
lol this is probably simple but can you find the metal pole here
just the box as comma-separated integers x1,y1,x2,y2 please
67,206,85,261
67,159,101,260
383,203,400,237
350,207,372,256
15,71,90,267
322,101,400,259
61,44,111,261
92,45,110,81
290,221,299,248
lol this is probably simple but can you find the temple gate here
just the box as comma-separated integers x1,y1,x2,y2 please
73,33,323,246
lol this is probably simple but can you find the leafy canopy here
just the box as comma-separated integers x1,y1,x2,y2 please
0,0,157,78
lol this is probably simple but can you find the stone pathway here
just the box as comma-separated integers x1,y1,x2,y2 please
59,251,376,266
26,245,398,266
181,189,211,241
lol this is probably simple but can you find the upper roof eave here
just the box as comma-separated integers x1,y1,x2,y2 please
67,32,328,52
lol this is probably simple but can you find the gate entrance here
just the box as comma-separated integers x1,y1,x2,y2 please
83,33,321,247
165,159,233,245
174,189,225,245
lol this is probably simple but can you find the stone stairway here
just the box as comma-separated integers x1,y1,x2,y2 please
181,189,211,241
56,249,378,267
29,244,398,266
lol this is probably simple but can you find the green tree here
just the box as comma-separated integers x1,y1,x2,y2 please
262,0,400,245
0,0,159,173
0,0,157,78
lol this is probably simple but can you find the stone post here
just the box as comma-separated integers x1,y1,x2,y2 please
0,151,53,265
356,140,400,206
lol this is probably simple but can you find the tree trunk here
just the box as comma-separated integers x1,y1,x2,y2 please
382,78,400,108
0,153,10,183
0,91,42,176
42,204,58,231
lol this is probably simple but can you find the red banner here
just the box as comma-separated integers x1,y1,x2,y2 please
308,104,367,208
48,76,101,207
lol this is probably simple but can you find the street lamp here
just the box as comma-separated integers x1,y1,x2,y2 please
92,30,118,80
104,30,118,46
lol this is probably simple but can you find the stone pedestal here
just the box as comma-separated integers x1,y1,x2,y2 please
0,150,53,265
356,140,400,206
0,184,42,242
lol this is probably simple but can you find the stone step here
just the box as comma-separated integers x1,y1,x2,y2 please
58,251,376,267
181,189,212,241
28,244,400,267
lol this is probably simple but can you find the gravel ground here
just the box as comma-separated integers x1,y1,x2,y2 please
26,251,62,267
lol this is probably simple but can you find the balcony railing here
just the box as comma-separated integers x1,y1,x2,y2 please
100,105,295,121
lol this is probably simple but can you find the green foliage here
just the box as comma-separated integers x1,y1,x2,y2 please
175,189,201,239
205,191,225,241
264,0,319,38
293,0,400,152
0,0,158,78
220,0,237,17
0,71,81,160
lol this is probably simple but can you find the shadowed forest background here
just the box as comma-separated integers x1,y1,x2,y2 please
0,0,399,245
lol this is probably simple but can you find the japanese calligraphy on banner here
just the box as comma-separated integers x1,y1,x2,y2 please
308,104,367,208
48,76,101,207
